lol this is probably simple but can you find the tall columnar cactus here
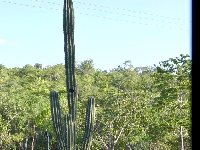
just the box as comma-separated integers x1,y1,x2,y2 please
49,0,95,149
63,0,77,148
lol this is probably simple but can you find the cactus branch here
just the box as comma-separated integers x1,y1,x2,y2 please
50,91,64,149
82,97,96,150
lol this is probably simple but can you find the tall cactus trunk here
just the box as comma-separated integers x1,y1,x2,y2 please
63,0,77,122
63,0,77,148
49,0,95,149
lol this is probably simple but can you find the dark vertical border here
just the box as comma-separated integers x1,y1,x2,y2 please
192,0,199,149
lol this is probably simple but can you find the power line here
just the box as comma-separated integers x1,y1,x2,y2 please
34,0,187,22
0,0,189,30
1,0,188,23
0,0,59,10
74,6,182,25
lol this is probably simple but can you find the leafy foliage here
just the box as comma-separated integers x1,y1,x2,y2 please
0,54,191,149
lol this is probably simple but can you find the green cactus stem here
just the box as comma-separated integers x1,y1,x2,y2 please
50,91,65,149
82,97,96,150
49,0,95,149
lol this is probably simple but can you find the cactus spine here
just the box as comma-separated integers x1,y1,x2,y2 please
49,0,95,149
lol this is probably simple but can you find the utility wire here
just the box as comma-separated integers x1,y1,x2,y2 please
0,0,188,23
33,0,187,22
0,0,189,30
0,0,59,10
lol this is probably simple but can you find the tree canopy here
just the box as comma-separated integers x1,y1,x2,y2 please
0,54,191,149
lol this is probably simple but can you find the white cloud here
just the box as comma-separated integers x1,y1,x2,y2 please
0,38,6,45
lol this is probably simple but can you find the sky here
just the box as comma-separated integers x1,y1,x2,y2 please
0,0,191,71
